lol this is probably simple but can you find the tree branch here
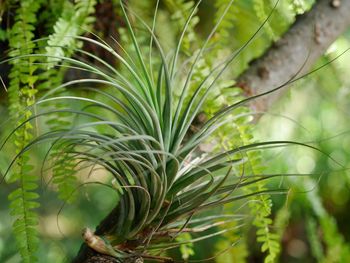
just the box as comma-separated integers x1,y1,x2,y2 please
236,0,350,113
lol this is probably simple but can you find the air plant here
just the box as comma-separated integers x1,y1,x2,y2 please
1,0,332,262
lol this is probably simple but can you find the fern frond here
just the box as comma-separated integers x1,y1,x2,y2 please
241,154,280,263
238,127,280,263
214,0,236,48
51,145,78,203
8,154,39,263
164,0,199,54
45,0,97,66
253,0,276,40
209,86,280,263
38,0,96,202
7,0,42,261
37,66,79,203
289,0,315,14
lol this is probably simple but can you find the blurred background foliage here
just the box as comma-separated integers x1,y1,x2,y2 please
1,0,350,262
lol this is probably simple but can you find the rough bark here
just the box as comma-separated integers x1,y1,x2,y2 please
72,0,350,262
237,0,350,113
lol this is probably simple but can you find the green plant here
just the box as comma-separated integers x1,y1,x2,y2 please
1,0,277,261
1,1,98,262
1,1,347,262
6,1,43,262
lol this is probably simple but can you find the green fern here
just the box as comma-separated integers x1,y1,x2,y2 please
51,142,79,203
7,0,42,261
289,0,315,14
213,0,271,75
164,0,199,54
8,154,39,263
214,0,237,48
45,0,97,66
208,86,280,263
237,127,280,263
37,66,79,203
40,0,97,203
253,0,276,40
